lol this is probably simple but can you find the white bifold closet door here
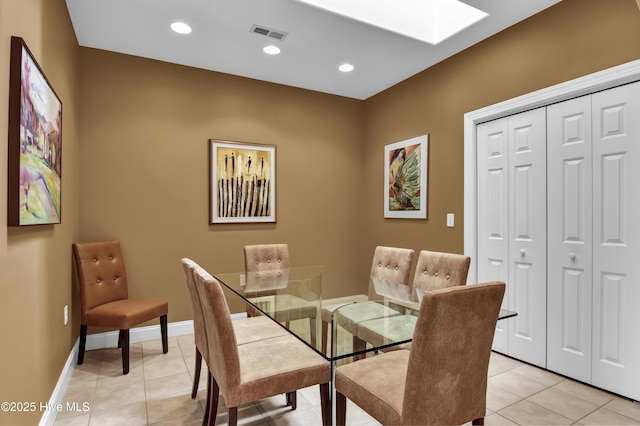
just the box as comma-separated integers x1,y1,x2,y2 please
477,108,547,368
547,95,593,383
547,81,640,401
591,82,640,401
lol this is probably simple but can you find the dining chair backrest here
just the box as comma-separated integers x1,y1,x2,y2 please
412,250,471,291
369,246,414,285
74,240,129,315
402,281,505,425
181,258,208,362
244,244,291,292
193,264,241,396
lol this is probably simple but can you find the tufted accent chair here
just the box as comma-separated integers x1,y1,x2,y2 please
73,241,168,374
321,246,414,357
357,250,471,350
335,281,506,425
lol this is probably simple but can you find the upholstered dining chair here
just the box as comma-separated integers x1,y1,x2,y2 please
321,246,414,356
243,244,318,346
73,240,168,375
335,281,506,425
192,264,331,426
181,258,289,415
356,250,471,349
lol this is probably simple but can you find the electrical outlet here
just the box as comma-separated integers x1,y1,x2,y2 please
64,305,69,325
446,213,455,227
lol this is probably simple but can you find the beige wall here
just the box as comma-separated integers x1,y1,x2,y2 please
78,50,366,317
362,0,640,258
1,0,639,424
0,0,80,424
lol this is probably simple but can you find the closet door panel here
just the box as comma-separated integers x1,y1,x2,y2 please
477,119,510,353
592,81,640,401
546,96,593,382
508,108,547,367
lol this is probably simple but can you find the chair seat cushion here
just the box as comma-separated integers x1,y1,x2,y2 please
233,315,289,345
335,350,409,425
225,334,330,407
357,315,417,348
334,301,401,334
82,299,168,329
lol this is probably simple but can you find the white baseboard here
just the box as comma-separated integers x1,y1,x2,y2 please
39,317,254,426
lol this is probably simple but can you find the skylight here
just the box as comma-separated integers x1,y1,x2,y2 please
294,0,488,45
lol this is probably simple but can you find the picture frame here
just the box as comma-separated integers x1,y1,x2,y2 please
209,139,276,224
7,36,63,226
384,134,428,219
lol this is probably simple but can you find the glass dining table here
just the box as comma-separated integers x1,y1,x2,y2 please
214,265,516,425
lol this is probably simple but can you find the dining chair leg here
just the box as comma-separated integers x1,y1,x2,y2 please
320,382,330,426
77,325,87,365
352,336,366,361
192,348,202,399
206,373,219,426
160,314,168,354
227,407,238,426
336,390,347,425
472,417,485,425
321,320,329,355
119,329,130,374
309,317,317,347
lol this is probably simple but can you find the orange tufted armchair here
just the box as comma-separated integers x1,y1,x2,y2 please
72,241,168,374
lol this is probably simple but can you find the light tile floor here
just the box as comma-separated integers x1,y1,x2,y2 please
53,333,640,426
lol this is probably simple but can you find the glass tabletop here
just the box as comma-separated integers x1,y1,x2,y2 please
214,266,516,361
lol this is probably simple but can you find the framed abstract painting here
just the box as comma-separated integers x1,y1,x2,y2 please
7,36,63,226
384,134,428,219
209,140,276,223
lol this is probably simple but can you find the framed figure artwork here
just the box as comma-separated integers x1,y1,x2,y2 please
209,140,276,224
7,36,63,226
384,134,428,219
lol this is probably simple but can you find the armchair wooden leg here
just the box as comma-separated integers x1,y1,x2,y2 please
192,348,202,399
336,390,347,425
119,329,130,375
77,325,87,365
160,314,168,354
472,417,485,425
320,382,330,426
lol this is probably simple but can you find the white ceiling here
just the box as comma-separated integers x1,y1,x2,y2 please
65,0,561,100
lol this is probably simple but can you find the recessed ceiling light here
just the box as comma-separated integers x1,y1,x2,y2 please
170,22,192,35
338,63,354,72
295,0,488,45
263,45,281,55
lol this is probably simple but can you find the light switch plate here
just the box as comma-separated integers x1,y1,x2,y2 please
446,213,454,227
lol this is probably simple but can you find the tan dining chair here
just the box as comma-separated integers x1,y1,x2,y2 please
181,258,290,418
335,281,505,425
73,240,168,375
244,244,318,346
192,264,331,426
356,250,471,349
321,246,414,356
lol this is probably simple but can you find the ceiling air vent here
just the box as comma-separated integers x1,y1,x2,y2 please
250,24,288,41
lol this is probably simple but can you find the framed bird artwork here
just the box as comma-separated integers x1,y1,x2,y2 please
384,134,428,219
